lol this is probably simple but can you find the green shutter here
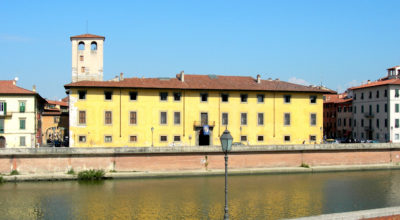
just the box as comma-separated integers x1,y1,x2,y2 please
3,103,6,115
397,104,399,113
20,119,25,130
0,119,3,133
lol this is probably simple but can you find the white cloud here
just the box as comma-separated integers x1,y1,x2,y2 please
288,77,310,86
0,34,32,43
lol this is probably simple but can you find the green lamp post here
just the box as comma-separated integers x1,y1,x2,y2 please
220,129,233,220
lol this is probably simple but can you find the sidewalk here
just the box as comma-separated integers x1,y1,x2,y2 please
2,163,400,182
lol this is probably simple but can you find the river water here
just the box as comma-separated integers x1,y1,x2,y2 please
1,170,400,219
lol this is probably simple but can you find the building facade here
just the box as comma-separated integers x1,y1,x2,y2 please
41,99,69,145
0,80,45,148
349,66,400,143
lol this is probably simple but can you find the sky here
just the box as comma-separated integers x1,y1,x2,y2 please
1,0,400,100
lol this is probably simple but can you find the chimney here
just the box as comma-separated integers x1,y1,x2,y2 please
32,85,36,92
367,80,371,84
180,71,184,82
256,74,261,84
120,72,124,81
13,77,18,85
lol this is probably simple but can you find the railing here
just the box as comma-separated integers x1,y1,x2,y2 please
364,112,374,118
193,121,216,127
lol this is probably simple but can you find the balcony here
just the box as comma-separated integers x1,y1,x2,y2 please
193,121,216,127
364,126,373,131
364,112,374,118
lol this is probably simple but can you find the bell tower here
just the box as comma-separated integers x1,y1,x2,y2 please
70,34,105,82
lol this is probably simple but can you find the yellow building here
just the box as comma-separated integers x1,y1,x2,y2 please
65,72,333,147
65,33,333,147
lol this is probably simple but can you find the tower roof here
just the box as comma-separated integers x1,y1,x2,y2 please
70,34,105,41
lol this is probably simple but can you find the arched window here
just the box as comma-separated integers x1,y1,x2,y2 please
78,41,85,50
91,41,97,50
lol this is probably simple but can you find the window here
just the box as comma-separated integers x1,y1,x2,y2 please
396,104,400,113
354,119,356,127
0,119,4,133
376,119,379,128
361,105,364,113
19,118,26,130
354,106,357,113
105,111,112,125
91,41,97,50
240,94,248,103
105,136,112,143
160,112,167,124
160,92,168,101
20,136,26,146
310,95,317,104
385,119,388,127
385,89,388,97
257,135,264,141
284,95,291,103
78,136,86,143
284,135,291,142
396,89,400,98
174,112,181,125
338,106,342,112
354,94,357,100
54,116,60,123
361,93,364,99
376,90,379,98
104,91,112,100
78,91,86,100
369,91,372,99
284,113,291,126
174,136,181,142
258,113,264,125
349,107,352,112
160,136,168,142
221,93,229,102
79,111,86,125
173,92,181,101
385,104,388,113
396,134,400,140
200,93,208,102
80,55,84,61
19,101,25,113
309,135,316,142
130,136,137,142
81,66,85,73
396,119,400,128
257,94,264,103
376,104,380,113
0,102,6,116
241,136,247,141
129,92,137,101
361,119,364,127
349,118,352,127
241,113,247,125
130,112,137,125
222,113,228,125
343,119,346,126
78,41,85,50
344,107,347,112
338,118,341,126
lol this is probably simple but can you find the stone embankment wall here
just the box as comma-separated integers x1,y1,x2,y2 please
1,143,400,174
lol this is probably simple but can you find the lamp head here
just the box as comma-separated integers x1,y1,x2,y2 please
220,129,233,153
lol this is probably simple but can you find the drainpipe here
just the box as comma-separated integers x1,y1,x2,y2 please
120,89,122,138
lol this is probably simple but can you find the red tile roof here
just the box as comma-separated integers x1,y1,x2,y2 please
349,78,400,90
65,74,336,93
0,80,37,95
70,34,105,40
46,99,68,107
324,94,352,104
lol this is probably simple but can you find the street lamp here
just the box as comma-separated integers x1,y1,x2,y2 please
151,127,154,147
220,129,233,220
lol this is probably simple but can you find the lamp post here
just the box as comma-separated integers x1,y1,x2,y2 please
220,129,233,220
151,127,154,147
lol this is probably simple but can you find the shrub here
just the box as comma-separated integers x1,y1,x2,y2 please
0,176,3,183
300,163,310,168
10,170,19,175
67,168,75,175
77,169,105,180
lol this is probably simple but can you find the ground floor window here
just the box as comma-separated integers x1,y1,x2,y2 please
309,135,316,142
257,135,264,142
19,136,26,146
284,135,291,142
174,136,181,142
78,136,86,143
104,136,112,143
160,135,167,142
241,136,247,141
130,135,137,142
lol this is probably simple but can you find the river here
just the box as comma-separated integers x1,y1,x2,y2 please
1,170,400,219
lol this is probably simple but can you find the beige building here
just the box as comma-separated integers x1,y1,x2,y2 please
0,80,45,148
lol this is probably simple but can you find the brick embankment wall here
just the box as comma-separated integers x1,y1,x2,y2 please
1,143,400,174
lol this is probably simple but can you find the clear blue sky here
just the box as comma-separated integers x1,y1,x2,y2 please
1,0,400,100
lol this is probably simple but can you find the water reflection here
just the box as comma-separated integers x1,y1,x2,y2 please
1,170,400,219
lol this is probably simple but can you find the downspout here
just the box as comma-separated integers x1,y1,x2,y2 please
218,92,221,137
120,89,122,138
183,90,185,137
273,92,276,137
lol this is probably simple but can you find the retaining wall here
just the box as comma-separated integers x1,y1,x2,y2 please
1,143,400,174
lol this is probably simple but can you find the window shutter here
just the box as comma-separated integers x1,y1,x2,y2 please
3,103,6,115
